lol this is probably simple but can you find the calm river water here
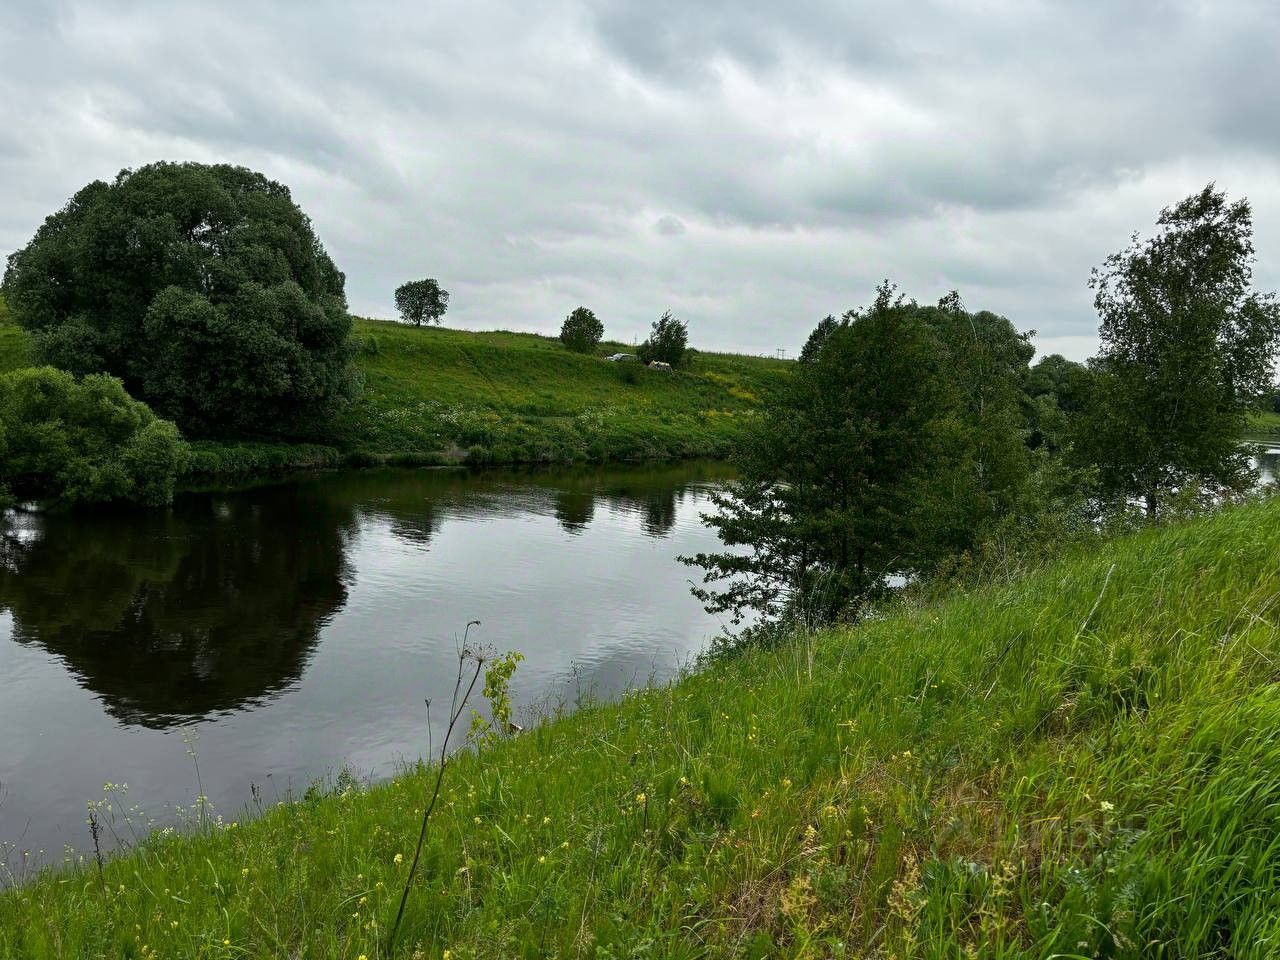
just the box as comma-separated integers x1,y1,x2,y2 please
0,462,736,874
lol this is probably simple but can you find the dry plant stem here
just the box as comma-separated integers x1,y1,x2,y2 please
388,622,485,953
88,809,105,891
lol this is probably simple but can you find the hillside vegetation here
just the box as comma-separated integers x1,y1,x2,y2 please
0,317,787,479
1247,409,1280,437
4,496,1279,958
339,317,789,465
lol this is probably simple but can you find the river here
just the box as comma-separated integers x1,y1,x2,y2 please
0,462,735,876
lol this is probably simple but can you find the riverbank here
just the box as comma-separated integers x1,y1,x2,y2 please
0,317,790,487
4,495,1278,957
1247,409,1280,437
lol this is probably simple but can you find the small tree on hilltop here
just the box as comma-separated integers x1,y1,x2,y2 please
637,310,688,366
395,278,449,327
560,306,604,354
1076,183,1280,514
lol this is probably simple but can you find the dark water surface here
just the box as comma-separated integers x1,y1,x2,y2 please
0,462,735,874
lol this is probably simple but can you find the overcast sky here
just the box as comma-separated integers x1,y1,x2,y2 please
3,1,1279,359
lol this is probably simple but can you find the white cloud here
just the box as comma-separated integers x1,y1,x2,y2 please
2,0,1279,360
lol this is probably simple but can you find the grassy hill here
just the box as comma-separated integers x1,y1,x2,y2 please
0,320,30,373
1246,409,1280,438
5,496,1279,957
0,316,789,476
338,317,789,465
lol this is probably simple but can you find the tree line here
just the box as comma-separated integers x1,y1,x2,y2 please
686,184,1280,636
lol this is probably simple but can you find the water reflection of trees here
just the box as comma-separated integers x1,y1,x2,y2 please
0,462,731,727
305,461,734,540
518,462,735,537
0,489,357,729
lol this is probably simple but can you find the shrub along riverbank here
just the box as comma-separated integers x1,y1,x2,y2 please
0,316,788,487
3,495,1278,957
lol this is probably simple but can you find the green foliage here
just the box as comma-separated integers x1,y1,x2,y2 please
1023,352,1094,450
338,317,789,464
687,285,1033,629
1,161,359,439
1077,183,1280,512
558,305,604,354
797,314,837,363
637,310,688,366
0,366,188,506
183,440,344,481
468,651,525,747
394,278,449,327
4,498,1280,957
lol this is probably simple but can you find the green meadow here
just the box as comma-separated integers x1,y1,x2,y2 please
5,494,1279,958
337,317,789,466
0,316,788,479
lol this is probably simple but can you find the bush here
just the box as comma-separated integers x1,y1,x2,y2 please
1,161,359,439
0,367,188,506
559,306,604,353
637,311,688,366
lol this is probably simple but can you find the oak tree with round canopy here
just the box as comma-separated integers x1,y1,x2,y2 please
559,306,604,353
1,161,359,438
394,278,449,327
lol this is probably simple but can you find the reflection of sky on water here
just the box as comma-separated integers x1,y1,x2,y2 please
1252,444,1279,486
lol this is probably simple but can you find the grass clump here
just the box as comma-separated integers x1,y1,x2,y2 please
3,496,1279,957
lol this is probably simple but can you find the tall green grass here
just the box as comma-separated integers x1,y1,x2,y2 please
4,496,1279,958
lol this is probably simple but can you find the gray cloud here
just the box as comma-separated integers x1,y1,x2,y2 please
2,0,1279,358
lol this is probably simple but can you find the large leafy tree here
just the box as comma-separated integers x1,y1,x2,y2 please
685,286,993,629
2,162,358,438
1079,184,1280,513
394,278,449,326
559,306,604,353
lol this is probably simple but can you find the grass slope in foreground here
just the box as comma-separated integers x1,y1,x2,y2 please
5,498,1280,958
